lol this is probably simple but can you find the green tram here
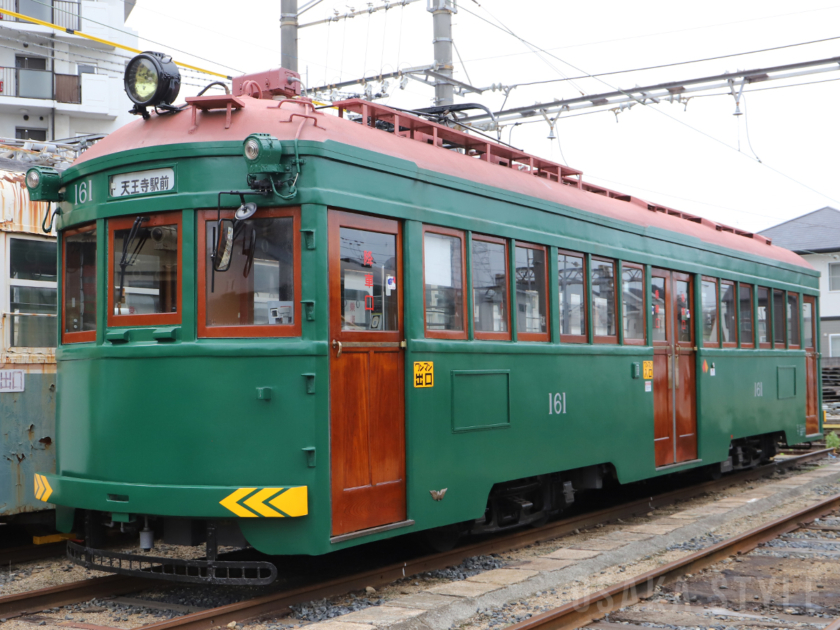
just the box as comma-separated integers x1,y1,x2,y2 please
26,56,822,584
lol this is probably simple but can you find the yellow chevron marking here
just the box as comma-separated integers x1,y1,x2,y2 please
220,488,258,517
269,486,308,517
34,474,43,500
40,476,53,502
244,488,284,517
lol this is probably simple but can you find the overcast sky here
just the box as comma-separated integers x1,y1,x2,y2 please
126,0,840,234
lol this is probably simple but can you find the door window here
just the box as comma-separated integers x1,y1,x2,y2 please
622,264,645,343
787,293,800,348
472,236,509,338
63,226,97,343
651,276,667,342
558,251,586,342
514,244,548,340
340,227,398,331
803,300,814,349
423,228,465,338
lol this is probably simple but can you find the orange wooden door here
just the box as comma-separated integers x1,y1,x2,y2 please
673,273,697,462
651,269,674,467
804,295,819,435
328,210,406,537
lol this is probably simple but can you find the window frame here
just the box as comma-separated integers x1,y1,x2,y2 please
829,262,840,292
830,334,840,358
772,288,787,348
590,256,618,345
197,207,301,339
422,225,468,341
720,279,738,348
61,223,97,344
471,233,511,341
701,276,720,348
513,241,550,343
787,292,801,350
738,283,754,349
621,262,646,346
5,233,58,352
557,248,588,344
107,211,183,328
757,285,771,349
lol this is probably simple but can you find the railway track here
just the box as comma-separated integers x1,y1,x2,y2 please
503,493,840,630
0,448,834,628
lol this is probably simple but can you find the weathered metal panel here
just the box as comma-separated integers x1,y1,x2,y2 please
0,170,55,236
0,368,56,517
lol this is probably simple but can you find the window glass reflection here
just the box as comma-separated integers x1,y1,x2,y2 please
114,223,178,315
558,253,585,337
340,227,398,331
721,282,737,344
424,232,463,332
515,247,546,335
787,293,800,346
64,229,96,335
472,240,508,333
803,301,814,349
739,285,753,346
758,287,769,344
773,289,786,345
591,259,615,337
675,280,691,343
10,286,56,347
206,217,294,327
622,266,644,341
702,280,718,345
651,277,667,342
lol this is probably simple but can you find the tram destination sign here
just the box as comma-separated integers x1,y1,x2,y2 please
109,167,175,198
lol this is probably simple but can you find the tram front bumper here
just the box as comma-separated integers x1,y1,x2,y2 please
34,473,308,519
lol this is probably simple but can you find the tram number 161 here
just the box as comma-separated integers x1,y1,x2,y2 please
548,392,567,415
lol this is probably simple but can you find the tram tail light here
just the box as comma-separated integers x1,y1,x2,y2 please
25,166,62,202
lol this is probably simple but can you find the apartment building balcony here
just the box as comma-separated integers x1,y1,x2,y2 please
0,67,119,119
0,0,80,31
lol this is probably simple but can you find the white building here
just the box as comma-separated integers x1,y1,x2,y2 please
0,0,137,141
760,207,840,358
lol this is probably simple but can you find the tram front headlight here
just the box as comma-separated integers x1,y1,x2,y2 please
25,166,62,202
243,133,284,176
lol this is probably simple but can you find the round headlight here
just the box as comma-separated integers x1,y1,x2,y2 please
124,52,181,108
26,169,40,189
244,139,261,161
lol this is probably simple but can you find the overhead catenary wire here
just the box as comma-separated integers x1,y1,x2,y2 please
457,3,840,208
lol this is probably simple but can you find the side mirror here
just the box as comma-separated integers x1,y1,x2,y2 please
213,219,235,272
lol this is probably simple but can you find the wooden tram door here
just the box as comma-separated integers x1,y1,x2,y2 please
804,295,819,435
328,211,406,537
651,269,698,467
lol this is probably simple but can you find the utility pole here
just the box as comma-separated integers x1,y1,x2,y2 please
281,0,299,72
428,0,456,106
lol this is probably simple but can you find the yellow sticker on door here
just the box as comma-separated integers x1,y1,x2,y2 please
414,361,434,388
643,361,653,380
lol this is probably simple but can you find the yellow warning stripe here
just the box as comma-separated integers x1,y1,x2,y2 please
220,486,308,518
0,8,230,80
33,473,53,502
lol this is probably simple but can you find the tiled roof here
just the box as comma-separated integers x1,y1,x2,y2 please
759,207,840,253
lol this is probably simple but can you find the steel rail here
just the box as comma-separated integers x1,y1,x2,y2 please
503,493,840,630
0,449,831,624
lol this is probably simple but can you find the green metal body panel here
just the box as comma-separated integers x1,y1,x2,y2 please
46,137,820,556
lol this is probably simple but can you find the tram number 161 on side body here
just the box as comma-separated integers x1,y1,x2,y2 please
549,392,567,415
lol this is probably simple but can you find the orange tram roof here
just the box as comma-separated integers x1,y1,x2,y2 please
75,95,809,270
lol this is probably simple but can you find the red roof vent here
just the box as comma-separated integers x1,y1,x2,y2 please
232,68,301,100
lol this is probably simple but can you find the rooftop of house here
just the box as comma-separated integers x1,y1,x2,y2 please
760,207,840,254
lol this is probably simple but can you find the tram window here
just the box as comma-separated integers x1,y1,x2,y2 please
472,236,509,339
423,228,465,338
622,264,645,344
109,212,181,326
63,226,97,343
757,286,770,347
198,208,300,337
787,293,800,348
515,244,548,341
558,251,586,342
720,281,737,346
803,300,814,349
701,278,719,347
8,237,57,348
591,258,616,342
773,289,786,346
739,284,754,348
651,276,667,343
